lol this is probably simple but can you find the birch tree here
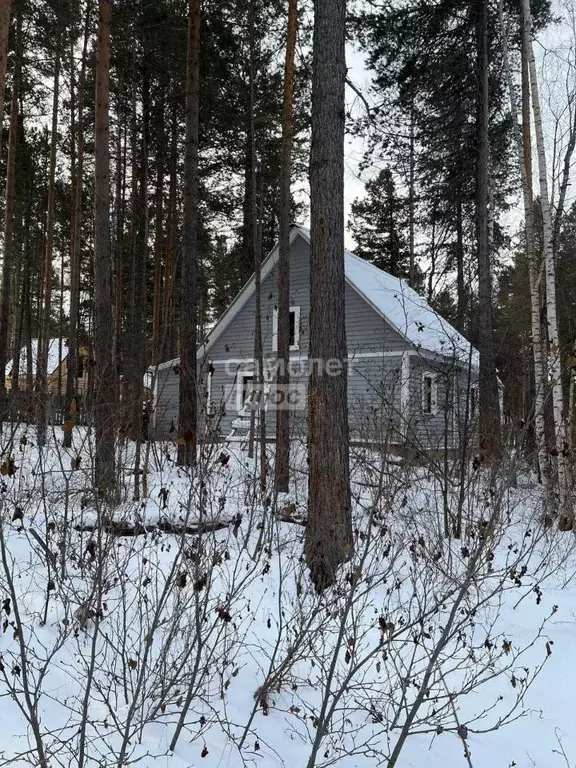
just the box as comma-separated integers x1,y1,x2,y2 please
305,0,353,591
498,0,551,504
522,0,569,521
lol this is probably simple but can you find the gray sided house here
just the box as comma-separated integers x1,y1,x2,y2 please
150,225,479,451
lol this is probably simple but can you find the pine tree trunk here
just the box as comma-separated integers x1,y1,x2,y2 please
177,0,200,467
0,18,19,426
123,80,139,438
455,195,465,333
305,0,353,592
475,0,502,461
64,3,90,448
274,0,297,494
162,108,178,360
112,101,126,381
11,189,32,398
94,0,117,497
408,105,416,289
0,0,11,157
152,96,165,364
37,46,61,447
131,62,150,493
522,0,569,520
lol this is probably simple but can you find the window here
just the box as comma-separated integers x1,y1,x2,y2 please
272,306,300,352
77,354,84,379
422,372,438,415
237,372,255,412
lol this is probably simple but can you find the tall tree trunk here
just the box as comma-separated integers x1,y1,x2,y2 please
305,0,353,592
274,0,297,494
11,189,32,397
64,2,90,447
522,0,569,520
177,0,200,467
152,95,165,364
246,4,266,490
130,62,150,496
37,46,62,446
0,16,19,427
498,0,551,500
408,103,416,289
0,0,11,158
455,195,465,333
112,99,127,381
94,0,117,497
123,79,138,436
475,0,502,461
162,108,178,361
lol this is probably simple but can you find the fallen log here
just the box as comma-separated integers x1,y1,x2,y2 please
74,519,233,537
74,514,306,537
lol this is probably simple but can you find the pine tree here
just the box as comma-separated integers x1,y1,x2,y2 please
305,0,353,594
275,0,297,495
94,0,117,497
350,168,414,279
177,0,200,468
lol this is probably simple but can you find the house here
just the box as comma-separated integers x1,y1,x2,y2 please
5,339,91,396
150,225,479,451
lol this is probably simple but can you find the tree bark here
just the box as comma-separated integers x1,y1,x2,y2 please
0,16,19,426
275,0,297,495
37,46,62,446
94,0,117,497
305,0,353,592
455,195,465,333
152,96,165,364
408,104,416,289
475,0,502,461
177,0,200,467
522,0,569,518
64,2,90,447
0,0,11,158
498,0,551,500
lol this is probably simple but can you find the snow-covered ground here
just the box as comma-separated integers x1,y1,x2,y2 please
0,424,574,767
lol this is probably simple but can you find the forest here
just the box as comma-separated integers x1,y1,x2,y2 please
0,0,574,766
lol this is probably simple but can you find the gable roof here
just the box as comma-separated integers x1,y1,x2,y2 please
154,224,477,370
5,339,68,379
342,241,477,367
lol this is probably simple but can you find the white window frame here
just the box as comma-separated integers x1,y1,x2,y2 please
236,371,255,413
272,306,301,352
421,372,438,415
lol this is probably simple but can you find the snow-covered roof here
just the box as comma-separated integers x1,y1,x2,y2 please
5,339,68,378
297,225,477,367
343,246,477,367
153,223,478,370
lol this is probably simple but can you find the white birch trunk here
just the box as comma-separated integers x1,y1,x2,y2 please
522,0,569,518
498,0,550,502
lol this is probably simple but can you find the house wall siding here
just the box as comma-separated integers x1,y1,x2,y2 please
151,232,476,450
